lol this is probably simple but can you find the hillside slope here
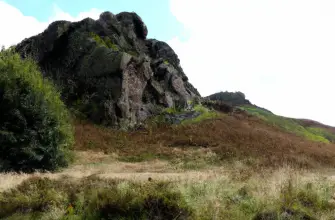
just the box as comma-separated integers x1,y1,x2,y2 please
240,105,335,144
206,91,335,144
73,111,335,169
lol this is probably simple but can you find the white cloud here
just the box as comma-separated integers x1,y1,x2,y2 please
0,1,102,48
50,4,101,22
0,1,47,48
168,0,335,126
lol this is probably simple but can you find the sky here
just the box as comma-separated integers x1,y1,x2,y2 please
1,0,335,126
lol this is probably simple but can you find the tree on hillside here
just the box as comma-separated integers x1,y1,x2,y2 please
0,48,74,172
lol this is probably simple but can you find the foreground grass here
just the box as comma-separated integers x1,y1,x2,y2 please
4,113,332,219
0,176,191,220
1,166,335,220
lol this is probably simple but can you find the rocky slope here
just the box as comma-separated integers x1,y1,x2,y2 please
15,11,200,129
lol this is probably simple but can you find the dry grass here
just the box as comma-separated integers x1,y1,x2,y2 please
178,165,335,219
0,150,226,193
74,113,335,169
3,113,335,219
2,163,335,219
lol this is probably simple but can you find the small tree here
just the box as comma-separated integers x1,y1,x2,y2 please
0,50,74,172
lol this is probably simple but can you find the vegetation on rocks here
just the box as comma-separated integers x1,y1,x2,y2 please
151,103,219,126
89,32,119,51
0,49,74,173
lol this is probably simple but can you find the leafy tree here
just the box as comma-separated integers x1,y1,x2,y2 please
0,49,74,172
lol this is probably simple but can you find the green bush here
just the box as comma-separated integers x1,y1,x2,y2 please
0,49,74,172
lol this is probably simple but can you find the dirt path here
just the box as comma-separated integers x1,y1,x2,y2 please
0,151,227,192
2,151,333,193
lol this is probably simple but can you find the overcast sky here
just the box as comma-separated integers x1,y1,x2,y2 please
1,0,335,126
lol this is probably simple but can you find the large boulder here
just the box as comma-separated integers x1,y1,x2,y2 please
16,11,200,129
206,91,251,106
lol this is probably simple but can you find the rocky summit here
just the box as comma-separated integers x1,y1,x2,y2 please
15,11,200,129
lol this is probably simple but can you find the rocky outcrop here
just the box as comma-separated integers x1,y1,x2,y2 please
202,99,234,113
16,11,200,129
206,91,251,106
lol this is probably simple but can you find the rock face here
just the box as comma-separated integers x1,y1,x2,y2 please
16,11,200,129
202,99,234,113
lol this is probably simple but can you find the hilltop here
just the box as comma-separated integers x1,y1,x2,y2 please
207,91,335,144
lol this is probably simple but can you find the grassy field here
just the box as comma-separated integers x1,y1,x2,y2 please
2,112,335,219
2,155,335,219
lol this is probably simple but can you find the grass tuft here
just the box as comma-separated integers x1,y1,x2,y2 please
0,176,193,220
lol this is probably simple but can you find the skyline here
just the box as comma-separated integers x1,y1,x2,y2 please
1,0,335,126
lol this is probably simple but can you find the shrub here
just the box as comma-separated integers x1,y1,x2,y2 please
0,49,74,172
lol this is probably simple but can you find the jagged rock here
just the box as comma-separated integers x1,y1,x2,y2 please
15,11,200,129
206,91,251,106
116,12,148,40
202,99,234,113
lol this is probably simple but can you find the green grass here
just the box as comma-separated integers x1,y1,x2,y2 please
163,106,181,114
149,104,219,127
240,106,334,144
181,105,220,125
89,32,119,51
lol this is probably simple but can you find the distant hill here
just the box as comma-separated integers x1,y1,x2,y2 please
206,91,272,114
207,91,335,144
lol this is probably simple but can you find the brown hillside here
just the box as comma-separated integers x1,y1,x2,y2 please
74,112,335,169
